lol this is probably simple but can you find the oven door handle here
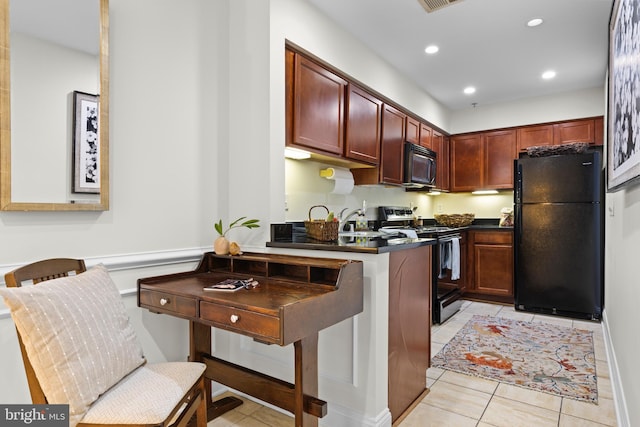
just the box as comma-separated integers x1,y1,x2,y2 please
438,234,461,242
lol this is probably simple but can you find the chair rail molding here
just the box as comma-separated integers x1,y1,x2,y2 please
0,247,210,319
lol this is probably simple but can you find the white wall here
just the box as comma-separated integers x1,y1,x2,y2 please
449,86,606,134
605,186,640,426
0,0,226,404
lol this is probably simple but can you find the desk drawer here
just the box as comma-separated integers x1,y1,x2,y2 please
139,289,197,318
200,301,280,342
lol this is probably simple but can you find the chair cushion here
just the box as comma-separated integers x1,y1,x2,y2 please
0,264,146,427
80,362,206,425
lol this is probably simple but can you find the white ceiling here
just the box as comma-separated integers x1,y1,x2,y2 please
305,0,614,111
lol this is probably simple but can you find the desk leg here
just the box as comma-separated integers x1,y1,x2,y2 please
294,333,319,427
189,321,242,421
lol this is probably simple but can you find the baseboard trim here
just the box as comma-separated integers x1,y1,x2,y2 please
602,308,630,427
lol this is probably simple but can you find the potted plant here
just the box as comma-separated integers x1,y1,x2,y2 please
214,217,260,255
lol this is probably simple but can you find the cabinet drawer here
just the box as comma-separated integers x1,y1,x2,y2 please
139,289,197,318
473,231,512,244
200,301,281,342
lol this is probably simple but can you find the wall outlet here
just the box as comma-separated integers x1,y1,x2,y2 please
437,204,444,213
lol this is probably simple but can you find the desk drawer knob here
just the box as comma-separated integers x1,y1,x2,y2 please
230,314,239,323
160,298,169,306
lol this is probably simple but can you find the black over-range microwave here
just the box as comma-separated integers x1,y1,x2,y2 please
403,142,436,188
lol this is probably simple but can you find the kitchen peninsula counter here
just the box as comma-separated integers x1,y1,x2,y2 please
263,240,433,424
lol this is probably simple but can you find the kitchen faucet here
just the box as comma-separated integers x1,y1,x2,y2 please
339,208,363,232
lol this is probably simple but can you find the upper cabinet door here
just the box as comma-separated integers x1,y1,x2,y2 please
345,85,382,165
450,130,516,191
380,104,406,185
517,124,554,152
292,55,348,155
553,119,595,145
420,123,433,150
405,116,420,145
432,131,449,191
450,133,483,192
484,130,516,189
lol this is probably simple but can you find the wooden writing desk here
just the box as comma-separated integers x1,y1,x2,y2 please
137,252,363,427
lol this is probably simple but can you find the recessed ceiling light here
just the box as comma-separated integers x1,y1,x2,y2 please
527,18,543,27
425,45,439,54
542,70,556,80
463,86,476,95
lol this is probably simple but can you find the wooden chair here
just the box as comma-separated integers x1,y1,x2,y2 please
3,258,207,427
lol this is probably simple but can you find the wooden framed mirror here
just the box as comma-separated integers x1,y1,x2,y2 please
0,0,109,211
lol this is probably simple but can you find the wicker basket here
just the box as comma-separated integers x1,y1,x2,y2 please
434,213,475,228
526,142,590,157
304,205,339,241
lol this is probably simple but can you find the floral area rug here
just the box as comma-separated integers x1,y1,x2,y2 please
431,315,597,403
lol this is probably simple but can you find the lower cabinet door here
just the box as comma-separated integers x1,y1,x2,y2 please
470,231,514,298
388,246,431,422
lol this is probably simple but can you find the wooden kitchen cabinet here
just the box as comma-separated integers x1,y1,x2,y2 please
287,52,347,156
450,133,483,191
465,230,514,303
516,117,604,152
485,130,517,189
345,84,382,165
450,130,516,191
388,246,431,422
517,124,554,151
554,119,595,145
352,103,406,186
379,104,406,185
406,116,420,145
432,131,449,190
420,123,433,150
594,116,604,146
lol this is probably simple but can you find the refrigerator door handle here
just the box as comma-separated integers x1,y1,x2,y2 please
514,162,523,204
515,203,522,238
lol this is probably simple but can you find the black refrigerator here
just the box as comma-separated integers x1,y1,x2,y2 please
514,151,604,320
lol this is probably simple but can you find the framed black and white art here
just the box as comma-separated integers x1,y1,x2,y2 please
72,91,100,194
608,0,640,191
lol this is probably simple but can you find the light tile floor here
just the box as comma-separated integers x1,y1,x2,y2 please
403,300,617,427
207,300,617,427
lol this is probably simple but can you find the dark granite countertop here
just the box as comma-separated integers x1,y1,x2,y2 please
266,234,436,254
266,218,510,254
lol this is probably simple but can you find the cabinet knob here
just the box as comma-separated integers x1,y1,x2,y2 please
160,298,169,306
230,314,239,323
